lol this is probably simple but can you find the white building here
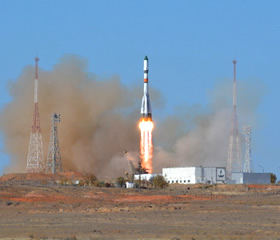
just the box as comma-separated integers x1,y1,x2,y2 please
162,167,226,184
134,173,159,181
125,182,135,188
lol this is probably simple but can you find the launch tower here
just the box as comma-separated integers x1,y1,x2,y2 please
226,60,242,179
26,57,45,173
46,113,63,174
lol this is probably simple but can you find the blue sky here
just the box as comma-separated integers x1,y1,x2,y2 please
0,1,280,178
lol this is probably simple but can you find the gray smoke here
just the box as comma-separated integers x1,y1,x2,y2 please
152,79,264,173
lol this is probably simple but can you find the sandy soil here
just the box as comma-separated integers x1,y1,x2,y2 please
0,175,280,240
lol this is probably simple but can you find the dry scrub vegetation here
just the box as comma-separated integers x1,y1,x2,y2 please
0,173,280,240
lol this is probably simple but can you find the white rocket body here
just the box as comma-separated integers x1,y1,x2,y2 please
141,56,152,119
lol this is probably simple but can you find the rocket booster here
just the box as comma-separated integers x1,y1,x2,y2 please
141,56,152,119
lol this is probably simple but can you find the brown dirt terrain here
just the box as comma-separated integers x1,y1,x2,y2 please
0,173,280,240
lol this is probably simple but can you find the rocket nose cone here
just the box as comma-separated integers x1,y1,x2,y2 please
144,56,148,60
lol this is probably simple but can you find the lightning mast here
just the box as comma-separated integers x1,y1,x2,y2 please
243,125,253,173
26,57,45,173
46,113,63,174
226,60,242,179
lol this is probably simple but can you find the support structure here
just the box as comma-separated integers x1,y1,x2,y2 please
26,57,45,173
226,60,242,179
243,125,253,173
46,113,63,174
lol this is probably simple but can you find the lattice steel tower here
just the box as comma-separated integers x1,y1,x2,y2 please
243,125,253,173
226,60,242,179
26,57,45,173
46,113,63,173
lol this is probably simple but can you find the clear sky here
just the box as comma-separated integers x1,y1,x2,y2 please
0,0,280,178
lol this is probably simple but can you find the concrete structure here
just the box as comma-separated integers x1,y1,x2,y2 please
162,167,226,184
231,172,271,184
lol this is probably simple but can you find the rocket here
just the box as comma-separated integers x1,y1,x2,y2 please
141,56,152,119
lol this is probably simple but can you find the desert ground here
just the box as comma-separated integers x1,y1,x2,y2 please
0,173,280,240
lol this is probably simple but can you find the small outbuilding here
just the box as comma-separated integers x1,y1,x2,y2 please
230,172,271,184
125,182,135,188
134,173,159,181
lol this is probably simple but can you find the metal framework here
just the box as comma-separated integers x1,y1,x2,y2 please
46,113,63,173
226,60,242,179
243,125,253,173
26,57,45,173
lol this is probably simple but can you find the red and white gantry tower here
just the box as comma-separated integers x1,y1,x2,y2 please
26,57,45,173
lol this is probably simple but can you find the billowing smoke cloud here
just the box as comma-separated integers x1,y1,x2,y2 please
152,108,231,172
0,55,145,177
0,56,264,176
152,79,264,173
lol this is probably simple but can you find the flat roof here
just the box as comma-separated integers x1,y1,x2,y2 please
162,166,225,169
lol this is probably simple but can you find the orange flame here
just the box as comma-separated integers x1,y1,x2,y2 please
139,118,153,173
